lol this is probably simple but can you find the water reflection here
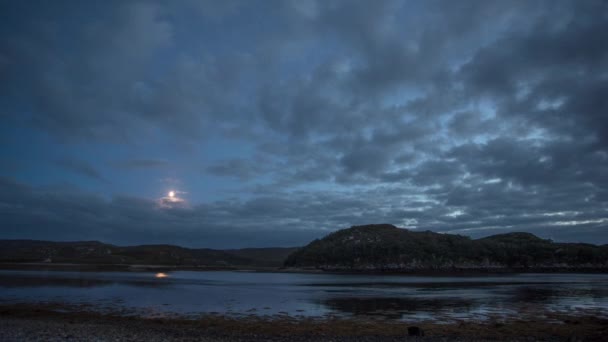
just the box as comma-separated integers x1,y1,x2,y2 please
321,297,475,319
0,270,607,322
0,272,172,288
510,286,560,303
0,274,113,288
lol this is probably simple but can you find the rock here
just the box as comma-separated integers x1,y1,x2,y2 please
407,326,424,336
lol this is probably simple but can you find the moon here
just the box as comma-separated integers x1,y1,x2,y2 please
168,191,175,198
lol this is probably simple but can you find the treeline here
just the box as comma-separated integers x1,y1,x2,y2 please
284,224,608,270
0,240,298,268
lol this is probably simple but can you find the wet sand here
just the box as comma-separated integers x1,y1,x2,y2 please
1,303,607,341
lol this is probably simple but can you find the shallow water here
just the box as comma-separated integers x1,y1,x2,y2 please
1,270,607,322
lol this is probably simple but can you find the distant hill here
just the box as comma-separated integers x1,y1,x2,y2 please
0,240,298,268
284,224,608,271
4,225,607,272
223,247,299,267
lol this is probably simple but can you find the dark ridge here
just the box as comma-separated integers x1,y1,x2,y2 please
2,225,607,272
479,232,549,243
284,224,608,271
0,240,297,268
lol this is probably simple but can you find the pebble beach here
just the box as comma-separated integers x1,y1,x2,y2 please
1,304,607,342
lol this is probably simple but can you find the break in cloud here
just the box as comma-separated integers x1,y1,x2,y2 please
0,0,607,247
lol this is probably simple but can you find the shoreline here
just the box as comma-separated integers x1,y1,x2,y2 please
1,262,607,275
1,303,607,341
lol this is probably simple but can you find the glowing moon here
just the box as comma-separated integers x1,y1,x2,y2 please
168,191,175,198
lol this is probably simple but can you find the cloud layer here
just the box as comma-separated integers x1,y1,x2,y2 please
1,0,607,247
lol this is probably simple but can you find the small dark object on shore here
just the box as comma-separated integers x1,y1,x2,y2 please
408,326,424,336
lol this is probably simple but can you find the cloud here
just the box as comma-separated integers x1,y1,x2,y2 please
206,158,268,180
111,159,170,169
0,1,174,142
0,176,606,247
0,1,607,245
54,158,107,183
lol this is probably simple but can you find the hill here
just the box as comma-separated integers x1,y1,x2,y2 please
3,226,607,272
284,224,608,271
0,240,298,268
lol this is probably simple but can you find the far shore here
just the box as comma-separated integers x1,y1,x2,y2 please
1,262,607,275
1,302,607,341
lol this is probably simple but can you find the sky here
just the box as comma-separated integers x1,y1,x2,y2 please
0,0,607,248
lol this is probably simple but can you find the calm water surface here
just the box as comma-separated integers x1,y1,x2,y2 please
1,270,607,322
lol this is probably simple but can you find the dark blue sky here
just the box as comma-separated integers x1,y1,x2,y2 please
1,0,607,248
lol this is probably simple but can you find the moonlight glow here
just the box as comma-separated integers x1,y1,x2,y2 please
159,190,186,208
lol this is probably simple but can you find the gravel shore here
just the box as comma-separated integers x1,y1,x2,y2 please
1,304,606,341
0,317,438,342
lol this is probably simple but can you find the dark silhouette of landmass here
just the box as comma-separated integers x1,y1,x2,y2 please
0,240,297,268
3,224,608,272
284,224,608,272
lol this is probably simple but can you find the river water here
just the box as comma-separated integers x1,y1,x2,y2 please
1,270,607,322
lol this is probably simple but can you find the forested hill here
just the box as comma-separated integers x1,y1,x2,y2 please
0,240,297,268
284,224,608,271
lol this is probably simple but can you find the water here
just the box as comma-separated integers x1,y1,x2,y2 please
1,270,607,322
